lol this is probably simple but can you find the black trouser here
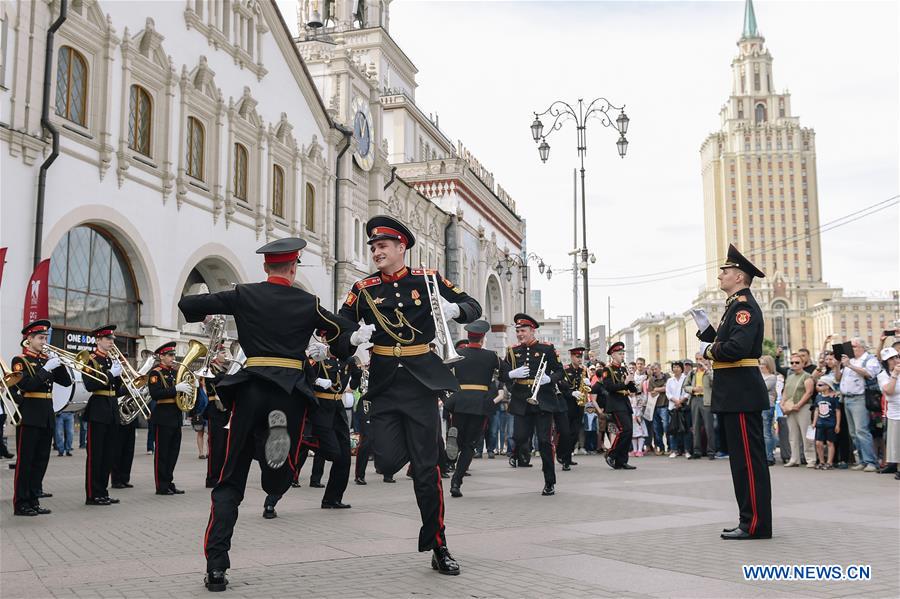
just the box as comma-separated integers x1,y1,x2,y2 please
354,408,373,480
12,425,51,510
513,411,556,485
85,420,115,499
720,412,772,536
111,421,136,486
204,381,306,571
311,408,351,503
153,424,181,492
564,406,583,461
450,413,486,488
206,412,230,487
370,368,446,552
607,411,633,468
691,397,716,456
553,411,573,465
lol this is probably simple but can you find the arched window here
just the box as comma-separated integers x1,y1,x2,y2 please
48,225,140,334
772,300,789,347
755,103,766,124
233,143,248,201
305,183,315,231
186,116,205,180
128,84,152,155
55,46,87,125
272,164,285,218
353,218,360,257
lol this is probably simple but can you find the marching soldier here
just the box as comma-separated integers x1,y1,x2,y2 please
595,341,637,470
446,320,509,498
179,237,366,592
110,405,137,489
203,346,230,489
147,342,188,495
559,347,589,470
697,244,772,540
338,216,481,576
504,314,566,496
83,325,125,505
10,320,72,516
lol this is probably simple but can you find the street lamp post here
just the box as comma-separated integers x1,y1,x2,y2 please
530,98,629,352
495,252,552,313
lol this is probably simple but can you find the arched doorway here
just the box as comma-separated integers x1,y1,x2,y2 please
178,258,242,341
483,274,505,351
771,300,789,348
47,225,141,358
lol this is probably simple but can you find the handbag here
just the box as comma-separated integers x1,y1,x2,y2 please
862,356,883,413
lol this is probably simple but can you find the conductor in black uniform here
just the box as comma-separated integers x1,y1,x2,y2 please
504,314,566,496
83,325,125,505
594,341,637,470
446,320,509,498
10,320,72,516
146,342,188,496
338,216,481,576
179,238,366,592
697,244,772,540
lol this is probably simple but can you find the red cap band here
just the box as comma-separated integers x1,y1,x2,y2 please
371,226,408,246
23,325,49,337
515,319,535,328
95,329,115,338
264,250,299,264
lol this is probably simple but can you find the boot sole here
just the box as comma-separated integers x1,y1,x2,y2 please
431,560,461,575
445,427,459,461
264,410,290,468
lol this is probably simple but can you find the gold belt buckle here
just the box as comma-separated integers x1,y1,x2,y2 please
393,345,402,358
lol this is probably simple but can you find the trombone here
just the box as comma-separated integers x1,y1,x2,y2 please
1,358,23,427
109,345,152,424
35,342,109,386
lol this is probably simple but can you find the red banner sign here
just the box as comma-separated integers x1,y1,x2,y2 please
0,247,6,287
23,258,50,326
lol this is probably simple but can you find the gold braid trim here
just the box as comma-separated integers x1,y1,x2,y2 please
360,287,421,345
315,298,341,343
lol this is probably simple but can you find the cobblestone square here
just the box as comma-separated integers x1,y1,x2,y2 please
1,435,897,598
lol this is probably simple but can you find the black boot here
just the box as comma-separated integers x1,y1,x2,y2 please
431,547,460,575
450,483,462,498
205,570,228,592
263,494,279,519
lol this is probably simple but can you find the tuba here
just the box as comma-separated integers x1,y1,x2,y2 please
174,340,207,412
527,354,547,405
0,358,23,427
421,266,463,365
115,349,154,424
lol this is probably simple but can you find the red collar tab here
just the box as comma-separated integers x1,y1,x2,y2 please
380,267,409,283
94,349,108,357
266,275,292,287
24,349,41,358
525,339,538,346
264,250,299,264
370,227,408,246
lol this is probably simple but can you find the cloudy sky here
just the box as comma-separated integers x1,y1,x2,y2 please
283,0,900,334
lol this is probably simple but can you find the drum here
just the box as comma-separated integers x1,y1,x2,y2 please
60,371,90,414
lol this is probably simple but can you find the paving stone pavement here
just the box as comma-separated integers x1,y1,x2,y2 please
1,433,897,598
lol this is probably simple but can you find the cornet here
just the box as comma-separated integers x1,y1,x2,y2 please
421,266,463,365
0,358,23,427
110,345,152,424
36,342,109,385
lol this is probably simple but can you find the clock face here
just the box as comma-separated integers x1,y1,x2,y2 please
351,96,374,171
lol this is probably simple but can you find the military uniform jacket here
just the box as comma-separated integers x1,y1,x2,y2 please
595,364,636,414
147,365,182,427
178,280,357,401
307,357,355,430
10,351,72,428
447,346,509,416
202,367,231,427
83,351,124,424
504,342,564,416
338,267,481,398
697,287,768,413
560,364,589,413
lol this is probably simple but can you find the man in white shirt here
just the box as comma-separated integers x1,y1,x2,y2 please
665,362,691,457
834,338,880,470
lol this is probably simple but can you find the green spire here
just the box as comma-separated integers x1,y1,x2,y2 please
742,0,759,38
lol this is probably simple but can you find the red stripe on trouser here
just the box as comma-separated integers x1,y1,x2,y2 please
434,465,444,547
204,404,236,558
85,425,93,498
12,428,23,508
292,413,308,467
153,427,159,491
739,413,758,535
609,414,622,451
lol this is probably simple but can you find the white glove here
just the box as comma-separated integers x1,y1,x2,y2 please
350,324,376,346
572,390,583,400
175,382,193,394
583,378,591,386
109,362,123,377
508,365,530,379
307,340,328,361
43,356,62,371
314,377,333,390
539,373,552,386
690,308,711,331
700,342,712,357
440,297,461,319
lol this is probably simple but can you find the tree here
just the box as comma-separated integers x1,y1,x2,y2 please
762,338,778,358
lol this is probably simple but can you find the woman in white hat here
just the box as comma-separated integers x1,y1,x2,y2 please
876,347,900,478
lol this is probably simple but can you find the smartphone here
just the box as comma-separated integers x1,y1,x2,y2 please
884,330,897,337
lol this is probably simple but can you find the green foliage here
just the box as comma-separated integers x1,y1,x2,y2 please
762,338,778,358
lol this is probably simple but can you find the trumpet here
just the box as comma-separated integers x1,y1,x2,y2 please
174,339,207,412
421,265,463,365
527,354,547,405
111,345,152,424
39,343,109,385
1,358,23,427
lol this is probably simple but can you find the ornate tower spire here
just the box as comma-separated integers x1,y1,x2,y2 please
742,0,759,39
